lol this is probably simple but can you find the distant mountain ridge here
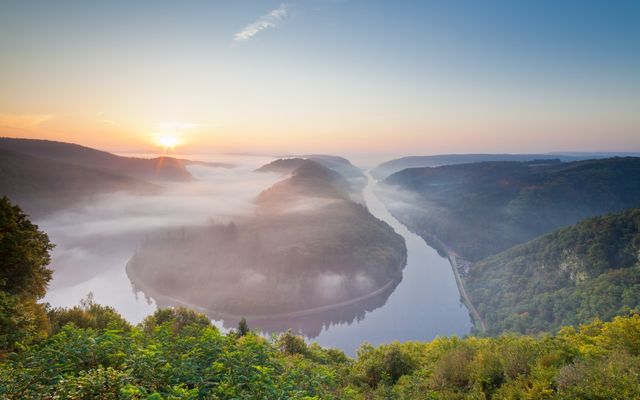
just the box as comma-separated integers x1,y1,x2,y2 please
256,159,352,206
0,137,210,182
0,148,157,217
257,155,366,202
371,152,640,179
0,137,236,216
258,155,364,180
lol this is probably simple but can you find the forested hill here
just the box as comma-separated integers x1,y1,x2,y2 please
257,154,366,197
372,153,578,179
467,208,640,335
256,159,353,204
0,137,199,181
258,155,363,180
381,157,640,260
371,152,640,180
0,148,157,217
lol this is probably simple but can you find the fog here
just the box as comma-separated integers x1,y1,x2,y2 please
42,155,282,323
38,155,471,355
124,159,406,322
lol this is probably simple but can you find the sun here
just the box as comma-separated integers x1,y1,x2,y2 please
155,135,181,150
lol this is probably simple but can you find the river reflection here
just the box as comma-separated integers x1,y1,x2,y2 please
144,275,403,338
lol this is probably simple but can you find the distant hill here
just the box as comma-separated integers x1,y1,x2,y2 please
381,157,640,260
256,159,352,205
255,158,309,174
369,153,638,180
127,160,406,323
258,155,364,180
258,156,366,201
0,148,156,217
302,154,365,180
467,208,640,335
0,137,203,181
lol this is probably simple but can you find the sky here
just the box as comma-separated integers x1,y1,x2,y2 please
0,0,639,156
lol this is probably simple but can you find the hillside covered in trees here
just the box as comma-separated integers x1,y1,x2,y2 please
467,208,640,335
0,137,234,182
381,157,640,261
371,153,585,180
0,138,234,217
0,148,158,217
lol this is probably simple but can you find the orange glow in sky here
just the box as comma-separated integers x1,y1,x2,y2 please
154,135,181,151
0,2,638,156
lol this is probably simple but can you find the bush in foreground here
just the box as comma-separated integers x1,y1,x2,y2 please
1,307,640,399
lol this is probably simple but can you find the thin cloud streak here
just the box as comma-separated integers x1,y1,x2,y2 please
0,113,57,129
232,4,287,46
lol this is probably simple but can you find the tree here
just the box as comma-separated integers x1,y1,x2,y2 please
277,330,308,355
48,293,131,334
237,317,249,336
0,197,54,352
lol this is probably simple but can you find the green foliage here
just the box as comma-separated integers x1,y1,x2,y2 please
352,342,418,388
48,293,131,334
467,208,640,335
2,307,640,398
0,311,347,399
141,307,212,334
0,197,53,353
0,196,52,299
278,329,308,355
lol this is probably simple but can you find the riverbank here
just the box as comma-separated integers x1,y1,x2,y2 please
419,234,487,333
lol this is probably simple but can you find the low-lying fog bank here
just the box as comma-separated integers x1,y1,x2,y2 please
126,160,406,319
38,154,470,355
42,156,282,323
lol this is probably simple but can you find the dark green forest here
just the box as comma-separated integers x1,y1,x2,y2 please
3,196,640,398
467,208,640,336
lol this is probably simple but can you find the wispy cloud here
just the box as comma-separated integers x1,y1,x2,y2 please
0,113,56,129
232,4,288,46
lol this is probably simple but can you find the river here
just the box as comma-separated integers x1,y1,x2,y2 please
42,158,471,355
310,172,472,352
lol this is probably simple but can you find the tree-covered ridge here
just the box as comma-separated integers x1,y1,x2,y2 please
0,148,158,217
2,305,640,399
371,153,583,180
467,208,640,335
382,157,640,261
0,137,222,182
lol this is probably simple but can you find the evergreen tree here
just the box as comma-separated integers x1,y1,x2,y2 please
237,317,249,336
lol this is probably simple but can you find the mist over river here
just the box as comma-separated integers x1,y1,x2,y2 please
42,155,471,355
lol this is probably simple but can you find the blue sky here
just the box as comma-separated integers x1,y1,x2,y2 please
0,0,638,154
